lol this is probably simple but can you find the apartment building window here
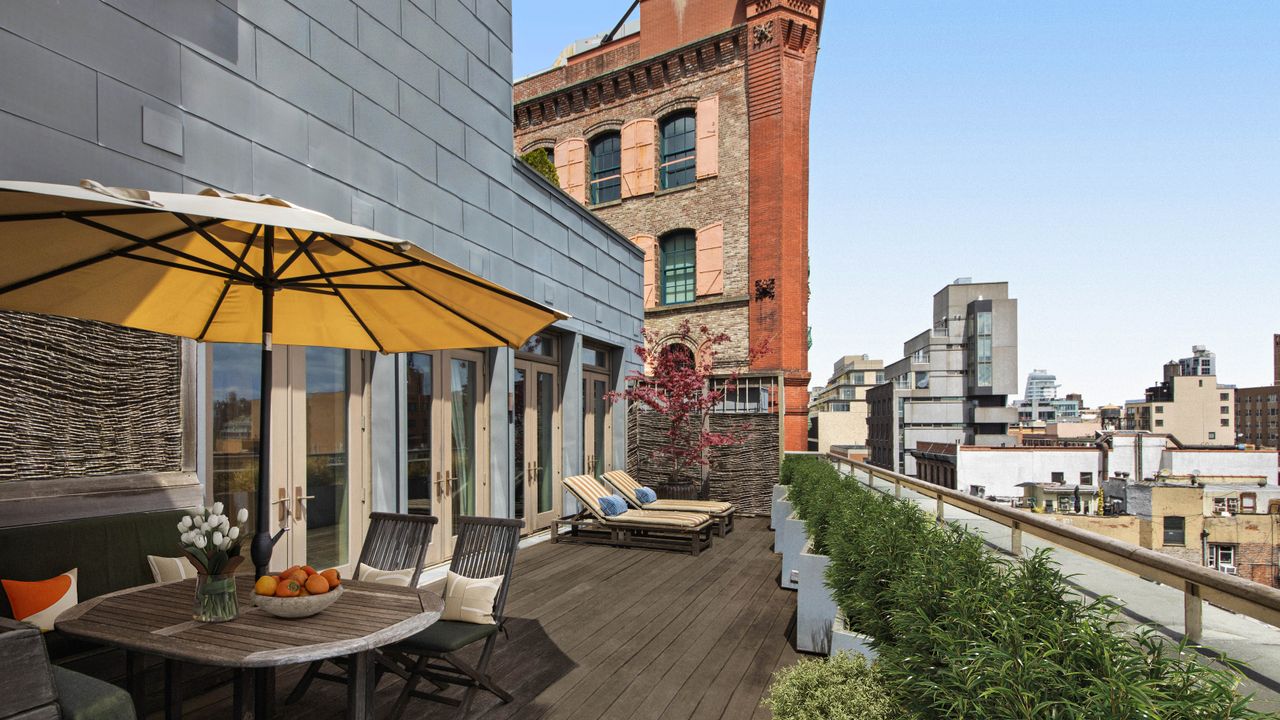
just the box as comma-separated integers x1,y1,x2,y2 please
1163,516,1185,546
1221,406,1230,414
1155,419,1164,427
1080,471,1093,485
876,372,885,384
852,371,864,385
1155,406,1164,414
915,371,929,389
976,311,993,386
1243,493,1257,513
1209,544,1236,573
1220,392,1230,401
1051,471,1064,484
659,112,696,189
1208,432,1216,440
659,231,696,305
589,133,622,204
1221,418,1230,427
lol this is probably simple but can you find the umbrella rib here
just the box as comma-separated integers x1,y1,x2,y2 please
175,214,263,281
274,230,320,279
349,236,562,316
296,237,387,354
0,217,226,296
283,260,422,284
281,282,413,291
70,216,258,283
197,224,261,342
323,235,512,346
0,208,160,223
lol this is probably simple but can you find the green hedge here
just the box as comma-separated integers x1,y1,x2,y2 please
782,457,1274,720
763,652,902,720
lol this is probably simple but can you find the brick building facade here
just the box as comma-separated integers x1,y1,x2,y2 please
513,0,822,450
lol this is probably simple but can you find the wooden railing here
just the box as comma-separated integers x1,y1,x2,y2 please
825,453,1280,641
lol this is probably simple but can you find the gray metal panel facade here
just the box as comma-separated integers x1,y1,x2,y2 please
0,0,642,518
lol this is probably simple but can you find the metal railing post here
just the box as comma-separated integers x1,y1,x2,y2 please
1185,582,1203,643
1011,521,1023,556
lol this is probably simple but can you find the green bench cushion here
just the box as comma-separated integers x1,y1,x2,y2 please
51,666,135,720
396,620,498,653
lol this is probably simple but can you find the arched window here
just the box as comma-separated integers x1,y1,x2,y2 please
660,343,694,370
589,132,621,204
660,231,696,305
660,112,696,189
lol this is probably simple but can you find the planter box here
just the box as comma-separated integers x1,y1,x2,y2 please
773,492,793,556
771,484,789,531
779,511,807,590
796,539,837,654
831,612,878,662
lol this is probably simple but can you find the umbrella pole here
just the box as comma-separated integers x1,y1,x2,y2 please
251,232,283,578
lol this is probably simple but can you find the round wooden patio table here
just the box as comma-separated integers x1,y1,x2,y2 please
56,578,444,720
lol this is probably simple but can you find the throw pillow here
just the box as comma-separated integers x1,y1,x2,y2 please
635,486,658,504
357,563,418,587
147,555,198,584
2,569,78,632
598,495,627,517
441,571,502,625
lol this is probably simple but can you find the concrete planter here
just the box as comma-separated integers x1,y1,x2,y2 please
773,491,793,556
771,484,789,531
780,511,807,590
796,539,837,654
831,611,878,662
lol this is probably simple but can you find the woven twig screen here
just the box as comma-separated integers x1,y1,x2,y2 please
0,312,183,481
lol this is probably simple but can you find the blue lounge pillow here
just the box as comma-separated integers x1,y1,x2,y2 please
598,495,627,517
635,486,658,504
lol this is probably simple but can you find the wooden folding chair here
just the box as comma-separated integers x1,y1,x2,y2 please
385,515,523,719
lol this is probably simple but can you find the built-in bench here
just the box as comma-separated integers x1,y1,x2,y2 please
0,509,191,661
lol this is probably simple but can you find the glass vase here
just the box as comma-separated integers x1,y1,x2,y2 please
193,573,239,622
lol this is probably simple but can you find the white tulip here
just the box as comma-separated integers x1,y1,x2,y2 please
213,531,224,546
237,508,249,524
177,522,187,532
180,516,193,529
212,502,224,515
201,522,211,532
220,539,233,551
180,531,191,544
228,527,240,541
194,535,207,549
219,517,230,531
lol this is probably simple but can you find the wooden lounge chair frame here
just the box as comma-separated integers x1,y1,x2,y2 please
554,475,714,556
601,469,736,537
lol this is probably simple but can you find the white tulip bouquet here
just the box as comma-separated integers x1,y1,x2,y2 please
178,503,250,622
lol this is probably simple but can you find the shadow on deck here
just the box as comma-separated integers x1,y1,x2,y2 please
69,517,800,719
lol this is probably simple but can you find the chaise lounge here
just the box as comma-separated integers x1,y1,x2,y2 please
555,475,715,556
601,470,735,537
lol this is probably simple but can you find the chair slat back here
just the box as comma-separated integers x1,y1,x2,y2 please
602,470,642,505
355,513,439,588
449,516,523,623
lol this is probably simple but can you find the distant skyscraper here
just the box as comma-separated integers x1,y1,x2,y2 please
1024,370,1060,402
1179,346,1216,377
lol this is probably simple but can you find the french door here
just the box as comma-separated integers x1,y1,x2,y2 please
583,370,613,477
514,359,561,533
208,344,366,576
404,350,488,564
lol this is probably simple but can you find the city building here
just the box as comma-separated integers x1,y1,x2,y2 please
1235,334,1279,453
511,0,824,451
914,432,1277,500
1124,346,1235,445
1025,478,1280,588
807,354,885,456
0,0,643,567
867,279,1018,476
1015,369,1081,425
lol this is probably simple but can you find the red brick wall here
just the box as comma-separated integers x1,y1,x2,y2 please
638,0,747,59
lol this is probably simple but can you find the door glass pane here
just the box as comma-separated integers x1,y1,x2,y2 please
406,353,433,516
593,379,607,475
211,344,260,567
450,358,477,524
537,372,555,513
306,348,348,569
513,367,527,519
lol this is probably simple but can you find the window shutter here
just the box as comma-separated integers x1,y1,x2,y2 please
695,95,719,179
695,222,724,297
620,119,656,198
554,138,587,204
632,234,658,309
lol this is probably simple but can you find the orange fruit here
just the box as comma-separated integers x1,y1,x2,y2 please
254,576,279,597
274,579,302,598
320,568,341,589
289,569,308,585
305,574,330,595
298,587,310,596
302,565,318,576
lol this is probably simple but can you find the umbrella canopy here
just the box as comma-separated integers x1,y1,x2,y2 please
0,180,566,352
0,179,568,576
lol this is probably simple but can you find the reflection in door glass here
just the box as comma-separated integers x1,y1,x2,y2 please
211,344,260,569
450,358,477,525
593,380,607,476
406,353,433,516
537,372,555,513
513,367,526,519
306,348,348,570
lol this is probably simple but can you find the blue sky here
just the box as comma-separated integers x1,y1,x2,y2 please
512,2,1280,405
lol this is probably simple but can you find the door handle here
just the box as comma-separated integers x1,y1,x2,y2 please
434,471,444,499
274,487,292,524
294,484,316,521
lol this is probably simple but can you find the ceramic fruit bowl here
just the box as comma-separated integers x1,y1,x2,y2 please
253,585,344,618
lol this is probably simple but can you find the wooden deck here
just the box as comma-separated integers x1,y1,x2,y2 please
68,517,801,719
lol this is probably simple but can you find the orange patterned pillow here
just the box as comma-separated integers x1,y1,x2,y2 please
2,568,78,632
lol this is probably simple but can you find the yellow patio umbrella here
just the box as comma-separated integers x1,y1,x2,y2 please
0,179,568,576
